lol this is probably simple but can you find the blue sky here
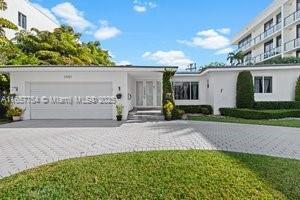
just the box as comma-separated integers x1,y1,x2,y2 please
31,0,272,70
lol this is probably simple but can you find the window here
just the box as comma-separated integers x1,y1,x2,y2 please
18,12,27,29
276,13,282,24
254,76,273,94
264,77,272,93
264,40,273,58
297,24,300,38
238,34,251,49
173,82,199,100
297,0,300,11
264,19,273,32
297,50,300,58
276,35,282,47
254,77,263,93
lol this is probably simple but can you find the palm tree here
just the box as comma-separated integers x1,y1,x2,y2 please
227,51,245,66
0,0,17,38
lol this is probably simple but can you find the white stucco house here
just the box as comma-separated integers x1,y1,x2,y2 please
0,65,300,120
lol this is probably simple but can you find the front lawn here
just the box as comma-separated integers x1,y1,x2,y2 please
0,151,299,199
190,115,300,128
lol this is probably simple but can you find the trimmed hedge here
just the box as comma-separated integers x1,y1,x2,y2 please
219,108,300,120
296,76,300,101
236,71,254,109
254,101,300,110
176,105,213,115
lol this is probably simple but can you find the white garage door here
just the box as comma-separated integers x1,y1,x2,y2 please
30,82,113,119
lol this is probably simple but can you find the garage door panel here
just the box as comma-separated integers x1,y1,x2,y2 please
30,82,113,119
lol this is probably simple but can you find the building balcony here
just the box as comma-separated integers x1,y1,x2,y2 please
253,23,282,45
248,46,282,64
237,23,282,53
284,38,300,52
284,10,300,27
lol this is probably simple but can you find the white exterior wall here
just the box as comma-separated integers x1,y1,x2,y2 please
0,0,59,39
10,71,129,120
208,67,300,114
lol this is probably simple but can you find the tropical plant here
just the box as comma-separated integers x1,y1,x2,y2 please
6,107,23,117
163,100,174,117
0,0,17,41
227,51,245,66
236,71,254,109
0,25,114,65
296,76,300,101
162,69,176,117
202,62,226,68
116,104,124,116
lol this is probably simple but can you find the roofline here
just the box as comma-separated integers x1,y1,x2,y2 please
0,65,178,73
174,64,300,77
232,0,288,44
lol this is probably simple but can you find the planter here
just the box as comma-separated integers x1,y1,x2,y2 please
116,115,122,121
12,116,21,122
165,114,172,121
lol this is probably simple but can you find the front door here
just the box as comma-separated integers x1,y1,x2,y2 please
136,80,161,107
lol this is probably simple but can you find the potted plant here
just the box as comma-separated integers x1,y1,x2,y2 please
6,107,24,122
116,104,124,121
163,100,174,121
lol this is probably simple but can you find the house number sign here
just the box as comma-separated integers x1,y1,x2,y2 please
64,75,72,79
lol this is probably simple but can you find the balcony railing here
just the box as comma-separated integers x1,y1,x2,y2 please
238,41,252,52
284,38,300,52
253,23,282,45
284,10,300,27
250,46,282,64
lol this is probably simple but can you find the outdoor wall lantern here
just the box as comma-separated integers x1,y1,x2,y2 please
11,86,18,93
116,86,122,99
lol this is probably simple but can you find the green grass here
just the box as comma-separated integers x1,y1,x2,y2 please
189,115,300,128
0,151,300,199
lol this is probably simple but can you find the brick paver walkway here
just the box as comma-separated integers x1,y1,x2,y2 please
0,120,299,178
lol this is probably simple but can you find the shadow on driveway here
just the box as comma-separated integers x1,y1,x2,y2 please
0,120,123,128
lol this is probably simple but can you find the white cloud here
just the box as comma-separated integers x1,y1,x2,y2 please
116,60,131,65
133,1,157,13
142,50,193,71
178,28,233,56
217,28,231,35
215,47,234,55
133,5,147,12
31,3,59,24
52,2,93,31
94,21,121,40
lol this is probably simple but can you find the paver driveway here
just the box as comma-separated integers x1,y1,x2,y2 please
0,120,299,178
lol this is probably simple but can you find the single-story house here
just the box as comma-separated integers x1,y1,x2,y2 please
0,65,300,120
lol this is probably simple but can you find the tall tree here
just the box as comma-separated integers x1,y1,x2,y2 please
0,0,17,41
1,25,114,65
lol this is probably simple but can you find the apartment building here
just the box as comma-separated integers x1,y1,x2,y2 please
232,0,300,64
0,0,59,39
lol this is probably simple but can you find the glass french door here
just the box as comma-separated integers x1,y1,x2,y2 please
136,80,161,107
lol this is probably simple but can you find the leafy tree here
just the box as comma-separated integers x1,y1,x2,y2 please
260,57,300,65
227,51,245,66
296,76,300,101
202,62,226,68
0,0,17,41
236,71,254,109
0,25,114,65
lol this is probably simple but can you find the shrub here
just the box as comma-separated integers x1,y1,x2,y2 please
176,105,213,115
162,69,176,118
260,56,300,65
296,76,300,101
219,108,300,120
236,71,254,109
6,107,23,118
172,109,185,120
254,101,300,110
